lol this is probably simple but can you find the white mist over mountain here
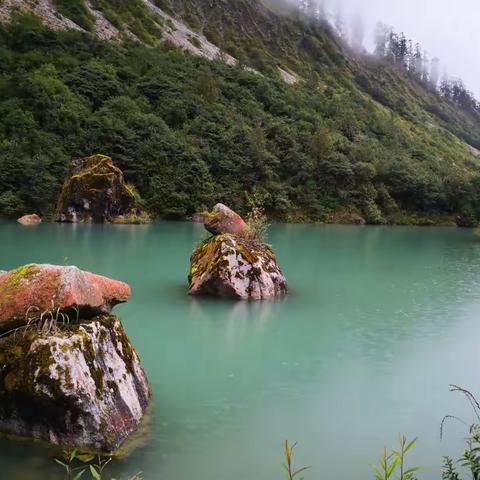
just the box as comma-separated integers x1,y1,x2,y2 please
285,0,480,98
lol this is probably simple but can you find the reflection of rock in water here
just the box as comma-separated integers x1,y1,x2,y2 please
188,296,279,346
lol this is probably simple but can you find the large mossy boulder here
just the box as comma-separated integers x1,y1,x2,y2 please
0,315,151,452
0,264,150,452
188,234,288,300
56,154,136,223
0,264,131,333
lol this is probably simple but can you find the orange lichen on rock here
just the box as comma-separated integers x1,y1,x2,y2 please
194,203,248,236
0,264,131,332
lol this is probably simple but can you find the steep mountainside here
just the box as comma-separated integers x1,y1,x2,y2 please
0,0,479,224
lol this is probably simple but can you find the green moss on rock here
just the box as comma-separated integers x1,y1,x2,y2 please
0,314,151,452
0,264,39,306
189,233,287,299
56,154,137,224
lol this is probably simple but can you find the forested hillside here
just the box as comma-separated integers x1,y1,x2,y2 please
1,0,480,224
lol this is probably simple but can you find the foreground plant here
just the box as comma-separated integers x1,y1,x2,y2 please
283,441,310,480
54,449,142,480
371,435,419,480
441,385,480,480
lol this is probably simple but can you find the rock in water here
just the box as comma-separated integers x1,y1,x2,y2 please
0,315,151,452
17,214,42,226
0,264,150,452
0,264,131,333
194,203,248,236
189,234,287,300
56,154,136,223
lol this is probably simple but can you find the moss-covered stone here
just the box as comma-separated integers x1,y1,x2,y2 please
188,233,287,300
56,154,138,223
0,315,151,453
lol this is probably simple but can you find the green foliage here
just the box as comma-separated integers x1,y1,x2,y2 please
52,0,95,31
442,457,461,480
54,449,143,480
89,0,163,44
0,7,480,223
440,386,480,480
0,191,26,218
371,435,419,480
244,205,269,244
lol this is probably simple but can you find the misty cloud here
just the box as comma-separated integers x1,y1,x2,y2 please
285,0,480,97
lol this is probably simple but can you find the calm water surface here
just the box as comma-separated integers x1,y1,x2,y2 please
1,222,480,480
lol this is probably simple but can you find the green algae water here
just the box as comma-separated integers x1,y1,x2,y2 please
1,222,480,480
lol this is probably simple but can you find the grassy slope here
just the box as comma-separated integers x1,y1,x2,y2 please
0,0,479,224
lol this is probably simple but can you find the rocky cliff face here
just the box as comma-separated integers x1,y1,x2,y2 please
56,154,136,223
0,264,151,452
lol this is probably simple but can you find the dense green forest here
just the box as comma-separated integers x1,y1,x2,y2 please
1,1,480,224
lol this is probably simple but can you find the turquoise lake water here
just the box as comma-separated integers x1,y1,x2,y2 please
1,222,480,480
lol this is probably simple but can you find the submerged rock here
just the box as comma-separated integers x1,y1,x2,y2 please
56,154,136,223
0,315,151,452
194,203,248,236
189,234,287,300
17,214,42,226
0,264,131,333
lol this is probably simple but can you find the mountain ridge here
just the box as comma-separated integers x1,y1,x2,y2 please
0,0,480,225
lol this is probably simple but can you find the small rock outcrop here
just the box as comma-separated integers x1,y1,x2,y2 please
17,214,42,226
193,203,248,236
56,154,136,223
455,214,476,228
189,205,287,300
0,264,150,452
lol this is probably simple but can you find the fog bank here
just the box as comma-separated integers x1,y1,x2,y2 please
280,0,480,98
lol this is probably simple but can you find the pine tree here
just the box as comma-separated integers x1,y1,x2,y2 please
439,74,452,98
412,43,423,79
